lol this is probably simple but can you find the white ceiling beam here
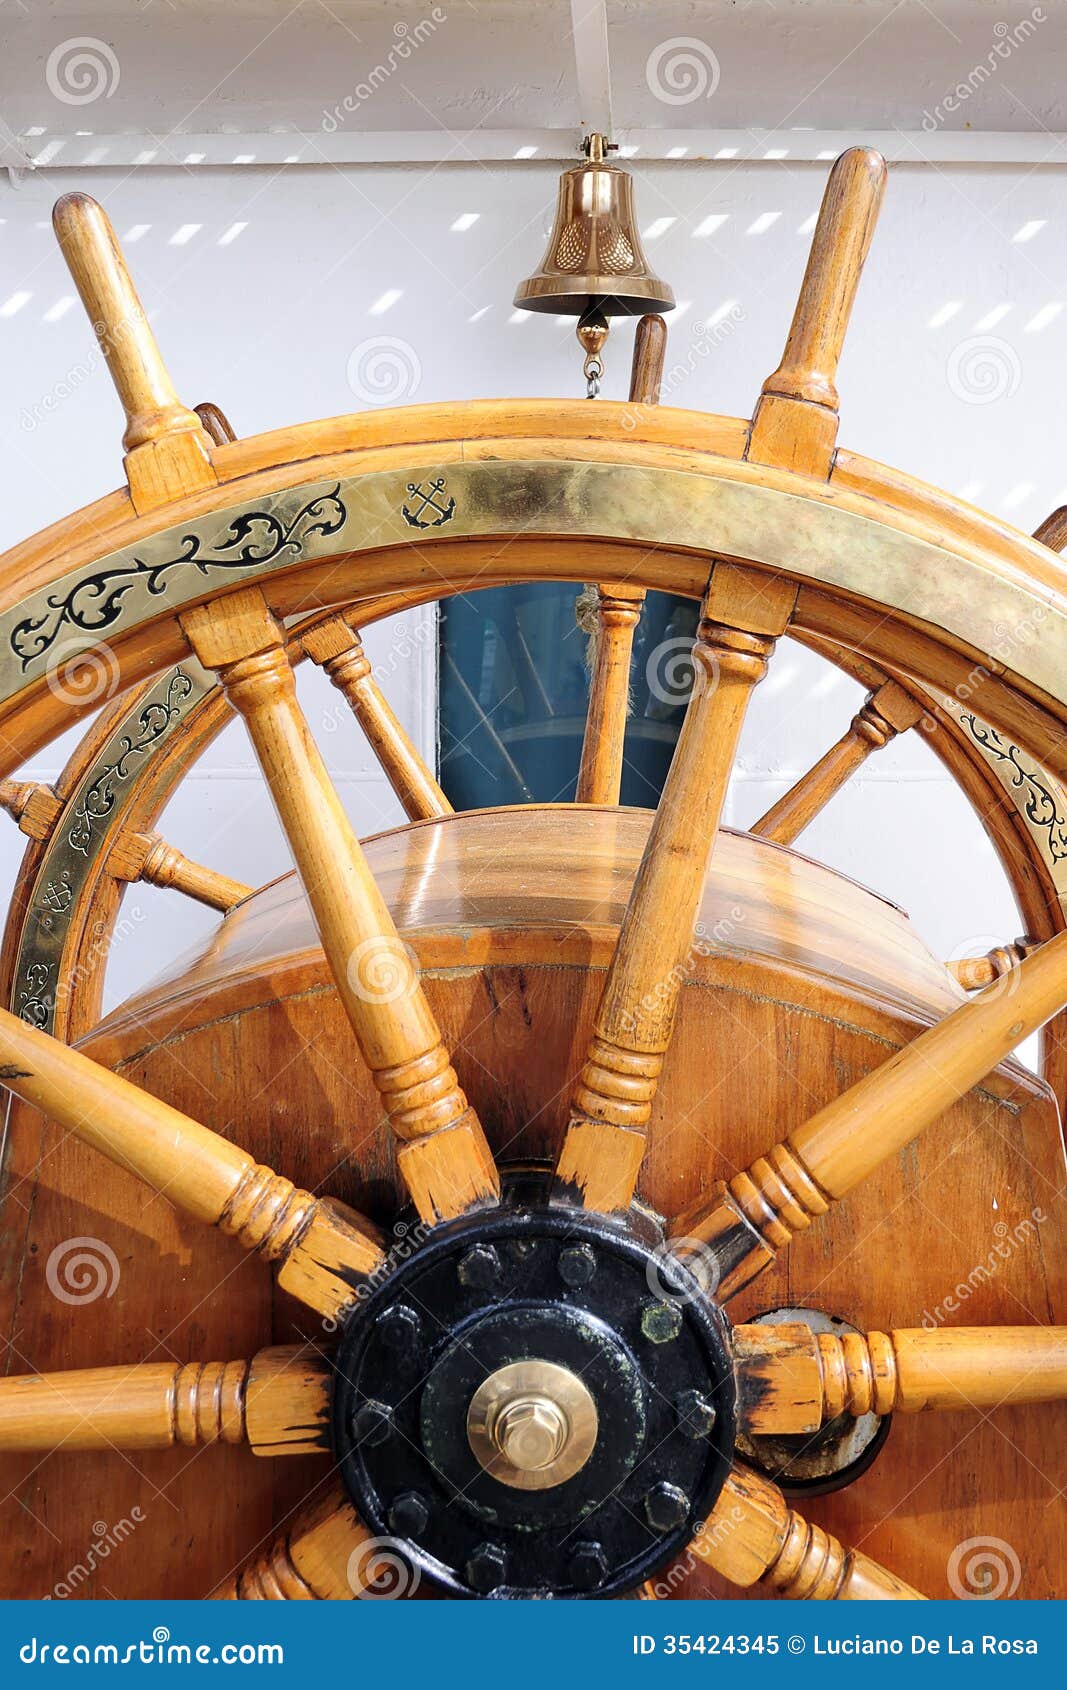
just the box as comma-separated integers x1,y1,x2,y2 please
569,0,613,138
9,129,1067,171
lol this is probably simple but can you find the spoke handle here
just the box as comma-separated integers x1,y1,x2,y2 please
693,1466,925,1599
52,194,204,455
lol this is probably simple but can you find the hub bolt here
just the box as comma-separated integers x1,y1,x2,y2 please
644,1480,690,1533
569,1541,609,1591
675,1388,717,1439
466,1541,507,1592
558,1243,597,1287
376,1304,423,1352
640,1299,683,1344
457,1244,502,1291
351,1399,393,1447
387,1491,430,1538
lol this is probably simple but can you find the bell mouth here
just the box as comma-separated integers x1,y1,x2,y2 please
512,279,675,315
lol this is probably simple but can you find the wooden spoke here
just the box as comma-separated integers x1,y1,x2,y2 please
109,829,252,912
747,147,886,476
194,400,237,445
182,587,499,1224
674,929,1067,1297
0,777,60,841
948,938,1038,992
735,1323,1067,1434
52,194,215,512
692,1466,925,1599
211,1484,376,1600
752,679,922,846
443,650,534,803
576,315,667,806
0,1346,330,1457
553,565,797,1212
1033,505,1067,550
302,612,452,822
0,1004,383,1320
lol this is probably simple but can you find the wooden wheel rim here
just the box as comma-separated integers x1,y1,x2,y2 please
3,413,1067,780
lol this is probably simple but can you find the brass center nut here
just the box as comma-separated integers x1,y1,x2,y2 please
493,1396,568,1471
467,1360,598,1491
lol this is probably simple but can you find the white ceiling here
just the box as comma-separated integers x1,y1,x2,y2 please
3,0,1064,150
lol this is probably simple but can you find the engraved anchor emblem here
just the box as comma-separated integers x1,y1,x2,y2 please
402,477,456,530
42,873,73,915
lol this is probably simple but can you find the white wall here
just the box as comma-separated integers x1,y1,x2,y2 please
3,142,1064,1014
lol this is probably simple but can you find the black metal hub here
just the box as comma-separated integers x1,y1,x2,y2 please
332,1183,735,1598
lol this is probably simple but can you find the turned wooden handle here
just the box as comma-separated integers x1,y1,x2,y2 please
629,313,667,406
556,567,796,1211
676,928,1067,1296
183,587,498,1223
212,1485,371,1600
694,1466,924,1598
302,613,452,822
52,194,204,454
736,1323,1067,1430
760,147,886,414
0,1003,382,1318
793,928,1067,1199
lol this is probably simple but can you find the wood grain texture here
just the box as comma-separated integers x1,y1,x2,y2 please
1,811,1062,1597
676,928,1067,1296
555,567,797,1211
752,680,922,846
747,148,886,476
0,1347,328,1455
109,829,252,912
301,611,452,822
693,1467,925,1598
52,194,216,512
182,587,498,1224
0,1002,384,1319
211,1485,370,1600
576,316,667,807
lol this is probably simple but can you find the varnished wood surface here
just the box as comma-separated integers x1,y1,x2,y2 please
92,807,973,1058
1,807,1061,1597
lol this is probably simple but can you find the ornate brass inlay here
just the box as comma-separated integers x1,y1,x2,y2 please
960,713,1067,864
69,670,194,856
2,458,1065,726
10,661,211,1034
9,490,346,671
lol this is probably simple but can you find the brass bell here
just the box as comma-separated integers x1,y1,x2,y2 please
514,134,674,390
